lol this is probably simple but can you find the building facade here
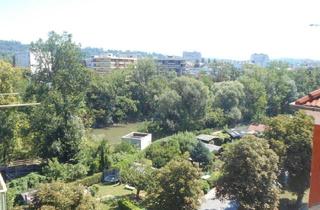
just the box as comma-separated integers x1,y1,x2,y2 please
156,56,186,75
86,55,136,73
14,51,37,73
122,132,152,150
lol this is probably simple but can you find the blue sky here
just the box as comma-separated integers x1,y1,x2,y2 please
1,0,320,59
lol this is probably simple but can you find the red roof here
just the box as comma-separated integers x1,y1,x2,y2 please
294,89,320,108
248,124,266,133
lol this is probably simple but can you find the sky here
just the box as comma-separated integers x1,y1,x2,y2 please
1,0,320,60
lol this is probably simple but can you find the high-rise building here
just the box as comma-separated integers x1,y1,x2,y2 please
250,53,269,67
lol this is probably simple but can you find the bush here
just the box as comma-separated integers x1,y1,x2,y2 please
118,199,141,210
200,180,211,194
207,171,222,188
42,158,89,182
73,172,102,187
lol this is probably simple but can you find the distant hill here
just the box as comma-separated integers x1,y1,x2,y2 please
0,40,29,63
81,47,167,59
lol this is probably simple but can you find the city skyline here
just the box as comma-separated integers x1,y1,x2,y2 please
1,0,320,60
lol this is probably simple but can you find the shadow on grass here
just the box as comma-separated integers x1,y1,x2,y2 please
279,198,308,210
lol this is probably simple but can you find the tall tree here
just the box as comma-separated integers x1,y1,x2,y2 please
216,136,279,210
265,111,313,207
27,31,90,162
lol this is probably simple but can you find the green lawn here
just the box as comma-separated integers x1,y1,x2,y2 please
94,183,136,210
89,122,144,145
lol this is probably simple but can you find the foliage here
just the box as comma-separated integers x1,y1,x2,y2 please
145,139,180,168
200,179,211,194
212,81,244,125
264,111,313,207
190,142,213,170
27,31,90,162
118,199,142,210
31,181,97,210
42,158,88,182
216,136,280,210
147,157,203,210
121,164,155,198
151,76,209,134
73,172,103,187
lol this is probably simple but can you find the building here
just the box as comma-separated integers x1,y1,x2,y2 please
183,51,202,62
0,173,7,210
156,56,186,75
290,89,320,209
122,132,152,150
247,124,266,136
196,134,216,144
250,53,269,67
13,51,37,73
86,55,136,73
196,134,222,154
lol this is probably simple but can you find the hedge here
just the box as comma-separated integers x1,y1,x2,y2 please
72,172,102,187
118,199,141,210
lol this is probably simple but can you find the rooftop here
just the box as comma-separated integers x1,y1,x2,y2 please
196,134,216,143
122,132,150,140
291,88,320,111
247,124,266,133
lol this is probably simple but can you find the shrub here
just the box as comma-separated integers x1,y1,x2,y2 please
200,180,211,194
118,199,141,210
207,171,222,188
73,172,102,187
43,158,89,182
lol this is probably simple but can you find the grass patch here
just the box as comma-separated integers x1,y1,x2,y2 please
95,183,136,198
89,122,144,145
94,183,137,210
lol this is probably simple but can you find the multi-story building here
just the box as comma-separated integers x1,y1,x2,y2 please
156,56,186,75
0,174,6,210
86,55,137,73
183,51,202,62
250,53,270,67
13,51,37,72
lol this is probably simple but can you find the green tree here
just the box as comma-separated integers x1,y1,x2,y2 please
239,76,267,122
212,81,244,125
27,32,90,162
216,136,279,210
152,77,209,134
121,164,155,198
191,142,213,170
265,111,313,207
145,139,180,168
32,181,97,210
209,60,240,82
147,157,203,210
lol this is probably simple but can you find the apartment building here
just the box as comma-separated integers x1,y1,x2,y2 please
86,55,137,73
156,56,186,75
